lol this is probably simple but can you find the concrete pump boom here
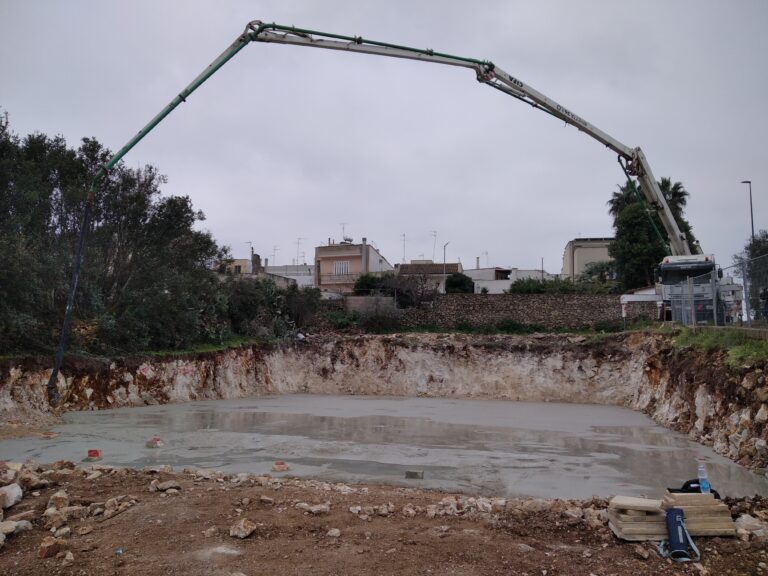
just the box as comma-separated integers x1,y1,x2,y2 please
47,19,693,402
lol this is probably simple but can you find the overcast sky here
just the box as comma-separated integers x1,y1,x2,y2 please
2,1,766,274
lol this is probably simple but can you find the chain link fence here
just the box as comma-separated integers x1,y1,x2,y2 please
664,253,768,327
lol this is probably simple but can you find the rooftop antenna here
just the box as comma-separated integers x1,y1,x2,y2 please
272,245,279,266
245,241,253,257
341,222,352,242
431,230,437,261
295,237,304,270
401,233,406,263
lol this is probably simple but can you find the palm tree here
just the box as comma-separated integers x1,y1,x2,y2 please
608,177,688,223
607,180,638,225
657,177,688,219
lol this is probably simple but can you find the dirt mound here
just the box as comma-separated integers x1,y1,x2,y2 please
0,461,766,575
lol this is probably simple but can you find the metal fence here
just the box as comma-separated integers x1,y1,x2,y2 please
667,253,768,327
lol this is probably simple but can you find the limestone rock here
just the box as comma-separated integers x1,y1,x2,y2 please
202,526,218,537
18,470,48,490
633,544,650,560
756,404,768,424
736,514,765,533
259,496,274,505
61,550,75,567
14,520,32,533
156,480,181,492
229,518,257,539
0,521,17,535
47,490,70,510
0,483,23,509
54,526,71,538
38,536,64,558
326,528,341,538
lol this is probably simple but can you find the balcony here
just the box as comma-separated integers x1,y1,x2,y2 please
319,274,358,285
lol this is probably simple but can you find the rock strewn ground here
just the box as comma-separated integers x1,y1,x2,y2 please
1,461,768,575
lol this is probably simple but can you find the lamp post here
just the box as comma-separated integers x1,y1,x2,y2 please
443,241,450,293
742,180,754,242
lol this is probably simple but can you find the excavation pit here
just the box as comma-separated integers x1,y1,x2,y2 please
1,394,766,499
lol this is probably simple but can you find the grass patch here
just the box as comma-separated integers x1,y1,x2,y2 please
142,336,271,357
674,328,768,366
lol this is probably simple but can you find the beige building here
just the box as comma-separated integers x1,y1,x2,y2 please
561,237,613,280
396,260,463,294
314,238,393,294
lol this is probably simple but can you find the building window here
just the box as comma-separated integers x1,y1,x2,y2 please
334,261,350,275
234,265,242,274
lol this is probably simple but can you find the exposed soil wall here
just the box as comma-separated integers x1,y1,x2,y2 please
1,332,766,469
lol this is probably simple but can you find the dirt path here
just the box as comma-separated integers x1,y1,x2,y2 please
0,463,766,575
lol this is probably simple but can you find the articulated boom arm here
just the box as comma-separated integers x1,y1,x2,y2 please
247,21,692,256
47,19,692,403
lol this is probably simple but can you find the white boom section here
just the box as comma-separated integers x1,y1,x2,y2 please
251,25,692,256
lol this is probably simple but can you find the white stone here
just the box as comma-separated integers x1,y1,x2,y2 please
756,404,768,424
0,484,22,509
229,518,257,539
736,514,765,532
47,490,69,510
0,521,16,535
326,528,341,538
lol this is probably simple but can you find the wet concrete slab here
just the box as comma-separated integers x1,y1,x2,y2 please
1,395,766,499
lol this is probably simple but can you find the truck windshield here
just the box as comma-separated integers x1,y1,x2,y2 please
660,264,715,285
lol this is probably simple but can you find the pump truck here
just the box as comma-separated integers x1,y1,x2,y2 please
47,20,730,401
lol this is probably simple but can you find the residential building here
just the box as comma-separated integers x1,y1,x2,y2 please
264,264,315,288
314,237,393,294
561,237,613,280
223,258,253,275
396,260,463,294
465,266,558,294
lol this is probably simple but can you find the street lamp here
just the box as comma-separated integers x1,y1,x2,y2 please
742,180,754,242
443,241,450,293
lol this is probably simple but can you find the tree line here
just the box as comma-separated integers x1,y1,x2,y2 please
0,113,319,355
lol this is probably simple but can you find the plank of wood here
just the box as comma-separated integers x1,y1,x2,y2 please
609,520,736,541
609,511,665,524
609,496,662,512
609,522,660,542
663,492,717,506
680,506,731,518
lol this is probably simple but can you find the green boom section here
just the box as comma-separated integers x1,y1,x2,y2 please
46,21,491,402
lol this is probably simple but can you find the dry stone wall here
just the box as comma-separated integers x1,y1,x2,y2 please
397,294,654,330
1,332,765,470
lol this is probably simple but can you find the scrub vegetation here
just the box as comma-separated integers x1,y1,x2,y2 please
0,113,320,356
674,327,768,366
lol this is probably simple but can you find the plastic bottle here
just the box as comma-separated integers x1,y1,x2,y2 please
697,463,711,493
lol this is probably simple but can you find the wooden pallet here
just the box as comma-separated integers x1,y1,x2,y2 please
607,492,736,542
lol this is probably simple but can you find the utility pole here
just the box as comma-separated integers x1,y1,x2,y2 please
295,237,304,273
431,230,437,262
272,245,279,267
742,180,754,242
443,241,450,293
401,233,406,263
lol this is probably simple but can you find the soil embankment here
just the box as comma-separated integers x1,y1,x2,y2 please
1,332,766,469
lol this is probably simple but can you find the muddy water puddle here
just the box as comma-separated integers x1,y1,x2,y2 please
1,395,766,499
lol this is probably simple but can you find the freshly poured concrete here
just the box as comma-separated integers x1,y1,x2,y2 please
1,395,766,499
